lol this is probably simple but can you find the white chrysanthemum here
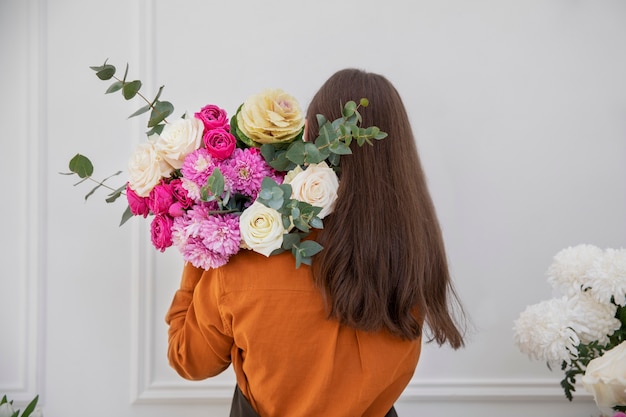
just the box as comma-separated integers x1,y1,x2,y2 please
546,244,603,296
584,248,626,306
513,297,580,364
567,292,620,345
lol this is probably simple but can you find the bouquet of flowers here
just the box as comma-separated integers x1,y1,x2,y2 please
513,244,626,415
63,60,387,269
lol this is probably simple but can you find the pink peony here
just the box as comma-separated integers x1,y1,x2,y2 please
194,105,229,131
203,128,236,160
151,214,174,252
126,183,150,217
148,181,175,215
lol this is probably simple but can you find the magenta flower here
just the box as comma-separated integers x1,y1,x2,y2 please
194,104,229,131
221,147,275,199
199,214,241,256
170,178,194,209
171,206,238,270
181,148,218,186
126,183,150,217
148,180,175,215
151,214,174,252
203,128,236,160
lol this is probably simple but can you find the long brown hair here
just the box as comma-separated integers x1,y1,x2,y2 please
307,69,465,349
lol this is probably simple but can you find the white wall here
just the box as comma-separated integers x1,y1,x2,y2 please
1,0,625,416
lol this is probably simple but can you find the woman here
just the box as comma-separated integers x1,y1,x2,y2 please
166,68,466,416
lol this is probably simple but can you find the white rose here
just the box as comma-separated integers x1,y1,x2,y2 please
128,140,174,197
0,402,15,417
236,89,304,145
153,117,204,169
287,162,339,219
239,200,285,257
582,341,626,415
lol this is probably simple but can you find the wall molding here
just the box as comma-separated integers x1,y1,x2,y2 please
4,0,47,404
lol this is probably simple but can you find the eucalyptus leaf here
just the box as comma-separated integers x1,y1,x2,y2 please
105,81,123,94
148,101,174,127
285,141,306,165
95,65,116,80
303,142,324,164
69,153,94,178
119,205,133,226
122,80,142,100
282,232,301,250
342,100,356,118
298,240,323,257
128,103,151,118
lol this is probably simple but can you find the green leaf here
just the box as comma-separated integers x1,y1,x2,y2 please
69,153,94,178
120,205,133,226
285,141,306,165
329,140,352,155
146,124,165,136
128,103,151,119
95,65,116,80
298,240,323,257
315,114,327,127
0,395,7,405
282,232,300,250
342,100,357,118
206,168,225,198
148,101,174,127
105,80,123,94
303,142,325,164
122,80,142,100
21,394,38,417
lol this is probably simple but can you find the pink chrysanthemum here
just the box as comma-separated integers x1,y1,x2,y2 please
221,148,275,199
171,203,240,270
181,148,218,189
199,214,241,256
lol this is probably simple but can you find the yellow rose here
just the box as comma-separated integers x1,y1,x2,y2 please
236,89,304,145
287,162,339,219
582,341,626,415
127,140,174,197
239,201,285,256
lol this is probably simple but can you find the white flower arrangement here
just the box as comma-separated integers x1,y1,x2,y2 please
0,395,42,417
513,244,626,414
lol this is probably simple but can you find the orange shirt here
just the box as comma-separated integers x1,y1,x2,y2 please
166,249,421,417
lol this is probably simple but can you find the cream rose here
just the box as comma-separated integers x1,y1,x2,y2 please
239,201,285,256
236,89,304,145
127,140,174,197
286,162,339,219
582,341,626,415
153,117,204,169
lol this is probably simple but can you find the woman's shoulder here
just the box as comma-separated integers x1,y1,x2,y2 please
203,248,316,294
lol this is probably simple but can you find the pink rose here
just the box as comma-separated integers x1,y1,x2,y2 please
195,104,229,131
170,178,194,208
203,128,236,160
150,214,173,252
126,183,150,217
148,181,174,215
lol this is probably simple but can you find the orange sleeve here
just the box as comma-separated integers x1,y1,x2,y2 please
165,262,233,380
